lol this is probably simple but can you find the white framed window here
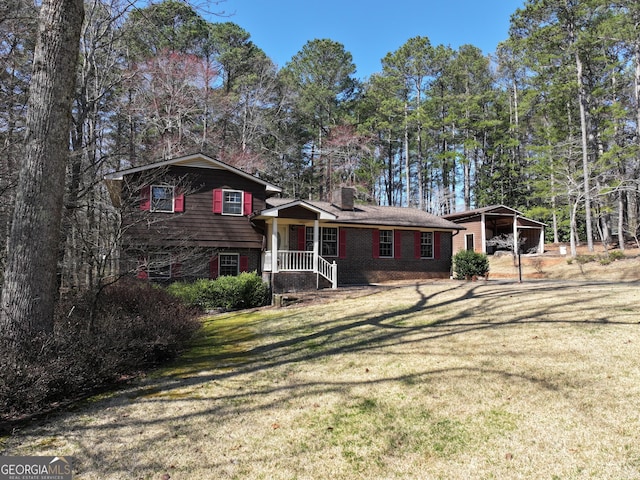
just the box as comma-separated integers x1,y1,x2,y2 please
219,253,239,276
321,227,338,256
465,233,474,251
379,229,393,258
420,232,434,258
151,185,174,212
305,227,314,251
305,227,338,257
223,190,243,215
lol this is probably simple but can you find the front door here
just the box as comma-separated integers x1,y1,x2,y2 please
277,224,289,250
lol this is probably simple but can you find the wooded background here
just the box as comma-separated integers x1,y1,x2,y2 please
2,0,640,294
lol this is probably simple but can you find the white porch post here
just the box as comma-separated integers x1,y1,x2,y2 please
538,227,545,254
481,212,487,253
271,217,279,273
513,215,518,255
313,220,319,273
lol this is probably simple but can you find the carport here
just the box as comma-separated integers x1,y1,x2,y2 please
443,205,546,255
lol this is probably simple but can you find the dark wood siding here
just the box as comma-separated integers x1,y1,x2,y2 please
123,166,267,249
278,205,319,220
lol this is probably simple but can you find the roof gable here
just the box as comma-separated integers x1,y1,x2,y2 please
443,205,546,226
103,153,282,193
259,200,338,220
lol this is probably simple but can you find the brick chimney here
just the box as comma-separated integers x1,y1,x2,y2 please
332,187,355,211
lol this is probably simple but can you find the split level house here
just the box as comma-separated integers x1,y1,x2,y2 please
104,153,464,292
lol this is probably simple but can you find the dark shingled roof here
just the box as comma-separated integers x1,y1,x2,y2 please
265,198,463,230
443,205,546,226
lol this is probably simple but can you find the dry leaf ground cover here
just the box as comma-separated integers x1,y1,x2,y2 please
2,272,640,479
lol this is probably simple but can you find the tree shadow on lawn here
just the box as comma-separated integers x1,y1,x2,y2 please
49,280,636,428
8,280,638,479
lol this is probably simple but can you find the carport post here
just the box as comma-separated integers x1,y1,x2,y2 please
514,215,522,283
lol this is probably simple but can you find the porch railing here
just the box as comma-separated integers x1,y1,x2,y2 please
279,250,314,271
317,255,338,289
263,250,337,288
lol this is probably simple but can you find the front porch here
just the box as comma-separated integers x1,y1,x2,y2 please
254,200,340,291
262,250,337,289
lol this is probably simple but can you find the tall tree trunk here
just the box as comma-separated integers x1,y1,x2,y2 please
404,102,410,207
618,192,625,251
0,0,84,341
575,51,594,251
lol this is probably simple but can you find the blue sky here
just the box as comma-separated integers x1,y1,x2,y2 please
213,0,525,80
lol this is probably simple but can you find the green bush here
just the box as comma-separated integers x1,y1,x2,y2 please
598,256,613,265
453,250,490,280
166,279,211,308
609,250,625,261
575,254,596,265
168,272,269,311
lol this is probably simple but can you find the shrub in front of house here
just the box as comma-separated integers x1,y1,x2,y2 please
0,279,200,421
167,272,269,311
453,250,490,279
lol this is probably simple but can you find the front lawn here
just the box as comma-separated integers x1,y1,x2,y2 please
3,280,640,479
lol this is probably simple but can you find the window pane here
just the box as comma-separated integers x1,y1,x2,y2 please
466,234,474,251
151,186,173,212
305,227,314,251
219,254,239,276
379,230,393,257
223,191,242,215
421,232,433,258
321,227,338,256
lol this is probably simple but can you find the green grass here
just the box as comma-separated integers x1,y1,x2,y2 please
3,281,640,479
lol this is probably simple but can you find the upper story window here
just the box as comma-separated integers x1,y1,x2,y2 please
151,185,174,212
420,232,434,258
140,185,184,212
213,189,252,216
379,229,393,257
223,190,243,215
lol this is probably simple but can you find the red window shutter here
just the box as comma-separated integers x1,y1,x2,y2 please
414,231,422,259
339,228,347,259
394,230,402,259
137,257,148,279
174,188,184,212
243,191,253,215
209,256,219,279
140,186,150,211
297,226,306,251
171,261,182,278
434,232,442,259
239,255,249,273
372,229,380,259
212,189,223,213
